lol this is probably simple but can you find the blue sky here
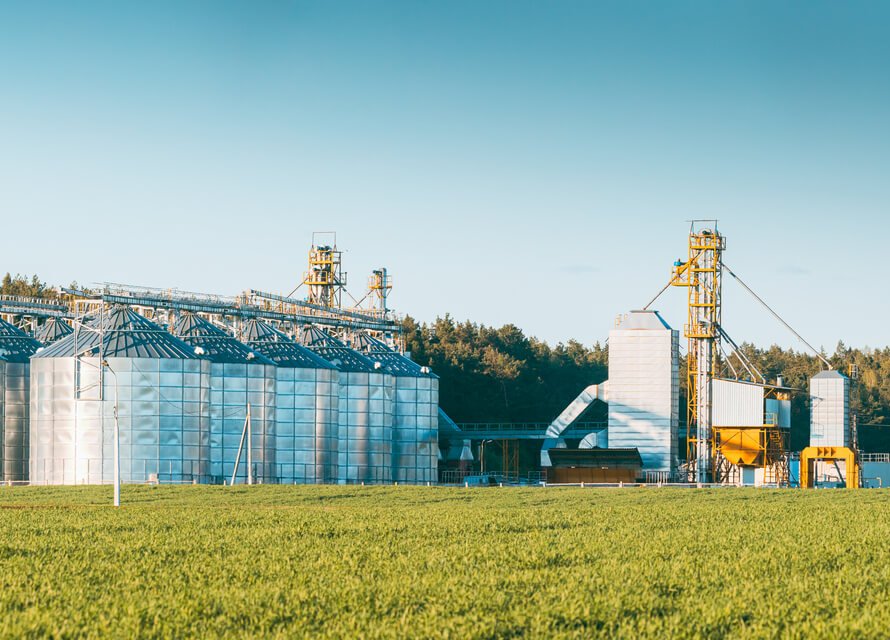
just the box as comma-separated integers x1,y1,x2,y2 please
1,1,888,351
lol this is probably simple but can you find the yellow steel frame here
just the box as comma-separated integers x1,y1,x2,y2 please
712,425,788,485
800,446,859,489
671,226,725,482
304,245,346,308
368,269,392,313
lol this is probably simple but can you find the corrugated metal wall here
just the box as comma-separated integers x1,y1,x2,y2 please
810,372,850,448
273,366,339,484
209,362,277,484
607,312,679,474
30,356,213,484
2,363,31,482
712,379,763,427
392,375,439,484
765,398,791,428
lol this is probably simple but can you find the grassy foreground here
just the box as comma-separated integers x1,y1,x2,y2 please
1,486,889,639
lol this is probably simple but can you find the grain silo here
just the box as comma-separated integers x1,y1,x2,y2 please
352,332,439,484
300,326,393,484
30,306,211,484
172,312,277,484
607,310,680,476
809,370,850,448
241,319,339,484
35,318,73,344
0,318,42,483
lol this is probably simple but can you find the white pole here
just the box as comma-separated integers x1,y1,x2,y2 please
246,403,253,486
113,379,120,507
102,359,121,508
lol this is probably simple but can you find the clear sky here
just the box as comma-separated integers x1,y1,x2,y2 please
1,1,888,352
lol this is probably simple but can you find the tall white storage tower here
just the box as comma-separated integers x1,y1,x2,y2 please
607,310,680,476
809,370,850,447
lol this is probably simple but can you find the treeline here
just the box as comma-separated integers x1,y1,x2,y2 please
1,273,61,299
402,315,608,424
0,273,86,299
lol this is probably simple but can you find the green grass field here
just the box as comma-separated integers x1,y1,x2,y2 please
1,486,889,639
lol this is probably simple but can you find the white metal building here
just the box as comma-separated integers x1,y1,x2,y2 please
712,379,764,428
809,370,850,447
607,310,679,475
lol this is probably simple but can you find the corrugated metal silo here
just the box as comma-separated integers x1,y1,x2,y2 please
172,312,277,484
35,318,73,344
241,319,339,484
765,398,791,428
353,332,439,484
0,318,42,482
809,370,850,447
300,326,394,484
607,310,680,475
30,306,212,484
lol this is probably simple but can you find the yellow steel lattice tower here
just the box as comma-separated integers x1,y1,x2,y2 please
303,233,347,309
671,223,725,482
368,268,392,314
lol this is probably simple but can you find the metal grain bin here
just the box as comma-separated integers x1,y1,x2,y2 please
0,318,42,482
30,306,211,484
352,333,439,484
241,319,339,484
607,310,680,475
300,326,393,484
35,318,73,344
809,370,850,448
173,312,277,484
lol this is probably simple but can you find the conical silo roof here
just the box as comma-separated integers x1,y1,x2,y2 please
172,312,275,365
34,306,199,359
352,332,437,378
35,317,74,344
299,326,377,373
241,319,336,369
0,317,43,362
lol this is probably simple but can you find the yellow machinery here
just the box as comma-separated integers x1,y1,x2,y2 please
668,223,790,483
712,386,790,485
303,233,346,308
713,426,787,485
800,446,859,489
368,268,392,315
670,224,725,482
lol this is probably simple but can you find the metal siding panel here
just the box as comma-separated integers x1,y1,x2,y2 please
810,375,850,448
607,324,679,474
712,380,764,427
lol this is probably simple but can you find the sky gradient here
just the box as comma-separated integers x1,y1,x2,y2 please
2,1,888,352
